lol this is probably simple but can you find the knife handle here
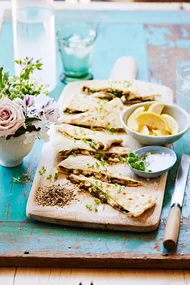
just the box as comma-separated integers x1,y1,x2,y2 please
163,204,181,250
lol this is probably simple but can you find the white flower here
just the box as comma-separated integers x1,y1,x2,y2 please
33,94,60,123
23,132,36,144
14,93,60,142
36,125,50,142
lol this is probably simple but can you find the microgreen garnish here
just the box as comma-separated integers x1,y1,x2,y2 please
127,152,152,172
81,138,87,143
94,153,101,159
46,172,59,182
38,166,46,176
107,123,116,132
108,80,132,89
86,198,102,212
86,204,93,211
95,162,101,169
47,174,53,182
54,172,58,181
12,172,31,186
89,140,97,149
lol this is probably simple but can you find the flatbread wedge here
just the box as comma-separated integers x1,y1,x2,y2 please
60,98,124,131
56,124,125,150
51,127,131,162
81,81,159,105
57,155,142,187
63,93,109,114
69,174,155,217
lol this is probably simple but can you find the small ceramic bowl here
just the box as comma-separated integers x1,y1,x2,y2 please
128,146,177,178
120,102,190,145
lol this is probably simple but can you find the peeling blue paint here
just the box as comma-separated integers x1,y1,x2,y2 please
145,26,172,49
146,26,190,51
176,39,190,49
181,27,189,38
160,54,168,63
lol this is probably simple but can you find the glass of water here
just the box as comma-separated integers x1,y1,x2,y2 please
12,0,56,92
57,23,97,84
176,64,190,113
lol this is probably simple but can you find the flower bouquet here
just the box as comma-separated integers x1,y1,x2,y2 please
0,57,60,167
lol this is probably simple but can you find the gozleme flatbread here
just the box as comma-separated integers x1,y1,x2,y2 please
57,155,142,187
50,127,131,162
81,80,160,105
69,174,155,217
63,93,109,114
56,124,126,150
60,98,124,131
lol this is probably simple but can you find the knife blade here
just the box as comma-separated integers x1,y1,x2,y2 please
171,154,190,207
163,154,190,250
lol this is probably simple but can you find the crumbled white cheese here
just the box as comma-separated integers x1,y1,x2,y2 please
144,152,174,172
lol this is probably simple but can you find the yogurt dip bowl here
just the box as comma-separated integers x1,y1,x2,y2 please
120,102,190,145
128,146,177,178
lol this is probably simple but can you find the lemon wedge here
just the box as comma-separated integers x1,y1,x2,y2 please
135,112,168,131
152,129,171,136
138,125,150,135
148,102,165,114
162,114,179,134
127,106,145,131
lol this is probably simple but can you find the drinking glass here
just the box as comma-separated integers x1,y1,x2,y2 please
176,64,190,113
57,23,97,84
12,0,56,92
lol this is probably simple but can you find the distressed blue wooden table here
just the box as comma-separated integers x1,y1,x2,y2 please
0,8,190,268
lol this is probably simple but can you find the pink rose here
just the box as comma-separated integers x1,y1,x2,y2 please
0,97,25,137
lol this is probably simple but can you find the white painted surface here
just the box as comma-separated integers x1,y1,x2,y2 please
0,268,190,285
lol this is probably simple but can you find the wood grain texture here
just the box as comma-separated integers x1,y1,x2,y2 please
0,268,190,285
0,8,190,269
163,206,181,250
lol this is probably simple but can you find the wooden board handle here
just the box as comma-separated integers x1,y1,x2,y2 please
163,206,181,250
109,56,138,80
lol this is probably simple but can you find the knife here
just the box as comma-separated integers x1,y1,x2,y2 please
163,154,190,250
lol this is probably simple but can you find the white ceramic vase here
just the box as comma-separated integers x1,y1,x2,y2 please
0,134,36,167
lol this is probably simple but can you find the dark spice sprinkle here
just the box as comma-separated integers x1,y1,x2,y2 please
35,182,76,207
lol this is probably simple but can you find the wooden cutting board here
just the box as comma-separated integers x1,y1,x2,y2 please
26,57,173,232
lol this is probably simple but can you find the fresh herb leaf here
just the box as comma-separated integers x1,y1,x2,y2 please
89,140,97,149
86,204,93,211
54,172,58,181
47,174,53,182
81,138,87,143
38,166,46,176
12,172,31,186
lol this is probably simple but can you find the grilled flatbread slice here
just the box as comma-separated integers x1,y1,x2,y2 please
51,127,131,162
56,124,125,150
81,81,159,105
63,93,109,114
57,155,142,187
60,98,124,131
69,174,155,217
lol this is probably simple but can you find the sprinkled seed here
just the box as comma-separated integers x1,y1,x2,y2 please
35,183,76,207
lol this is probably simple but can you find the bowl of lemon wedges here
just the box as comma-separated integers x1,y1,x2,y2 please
121,102,190,145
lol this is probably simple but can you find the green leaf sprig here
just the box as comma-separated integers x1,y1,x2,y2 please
127,152,152,172
12,172,31,186
0,57,48,101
